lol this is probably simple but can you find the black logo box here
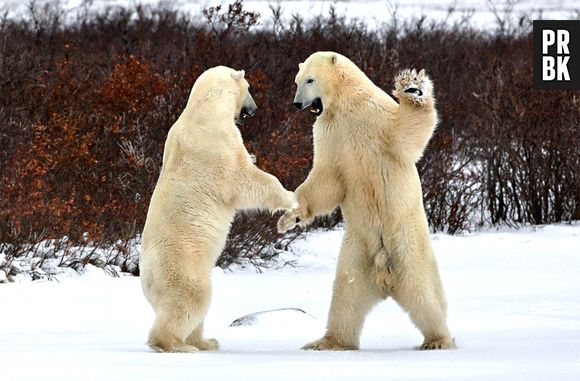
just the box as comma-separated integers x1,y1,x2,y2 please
533,20,580,90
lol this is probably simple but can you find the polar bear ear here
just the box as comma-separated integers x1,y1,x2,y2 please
418,69,426,77
231,70,245,81
298,63,303,70
330,54,337,65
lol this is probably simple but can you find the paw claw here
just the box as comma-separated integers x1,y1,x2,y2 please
394,68,433,105
198,338,219,351
418,337,456,350
301,337,358,351
277,210,299,233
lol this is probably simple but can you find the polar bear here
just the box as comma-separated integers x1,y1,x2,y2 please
278,52,455,351
140,66,296,353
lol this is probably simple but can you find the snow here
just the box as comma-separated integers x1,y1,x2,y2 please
0,0,578,29
0,237,140,282
1,223,579,380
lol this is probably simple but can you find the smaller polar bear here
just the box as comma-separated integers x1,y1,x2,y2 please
140,66,296,353
278,52,455,351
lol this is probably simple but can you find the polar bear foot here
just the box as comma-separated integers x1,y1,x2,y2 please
185,332,220,351
393,68,433,107
302,336,358,351
192,338,220,351
149,342,199,353
418,337,456,350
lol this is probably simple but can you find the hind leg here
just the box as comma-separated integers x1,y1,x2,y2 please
148,307,199,353
392,259,455,350
303,231,383,350
185,321,219,351
147,283,210,353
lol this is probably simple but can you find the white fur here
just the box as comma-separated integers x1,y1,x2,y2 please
140,66,296,353
279,52,455,351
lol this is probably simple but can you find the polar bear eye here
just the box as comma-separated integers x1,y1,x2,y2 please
306,78,315,84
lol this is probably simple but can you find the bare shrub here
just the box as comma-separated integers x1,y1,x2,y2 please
0,1,578,278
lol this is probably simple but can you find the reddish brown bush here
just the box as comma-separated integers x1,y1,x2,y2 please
0,2,578,272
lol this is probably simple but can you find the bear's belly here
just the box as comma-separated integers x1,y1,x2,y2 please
340,199,417,298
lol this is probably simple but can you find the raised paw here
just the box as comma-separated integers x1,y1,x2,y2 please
301,336,358,351
277,208,300,233
393,68,433,106
418,337,456,350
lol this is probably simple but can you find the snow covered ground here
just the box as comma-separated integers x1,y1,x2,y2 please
0,0,578,28
1,223,579,380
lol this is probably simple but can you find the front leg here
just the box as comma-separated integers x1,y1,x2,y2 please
391,68,438,162
234,166,296,212
277,166,344,233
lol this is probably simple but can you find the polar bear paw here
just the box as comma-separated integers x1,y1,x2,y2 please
418,337,456,350
185,335,220,351
277,208,301,233
149,343,200,353
393,68,433,107
302,336,358,351
195,338,220,351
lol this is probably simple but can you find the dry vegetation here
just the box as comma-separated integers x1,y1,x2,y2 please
0,1,578,279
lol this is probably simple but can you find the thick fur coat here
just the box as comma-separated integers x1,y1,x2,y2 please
140,66,296,353
278,52,455,350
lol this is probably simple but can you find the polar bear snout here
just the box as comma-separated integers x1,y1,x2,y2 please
293,77,324,116
236,92,257,125
241,92,257,117
240,105,256,118
293,98,323,117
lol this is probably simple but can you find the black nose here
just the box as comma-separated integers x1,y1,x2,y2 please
293,102,302,110
245,106,257,117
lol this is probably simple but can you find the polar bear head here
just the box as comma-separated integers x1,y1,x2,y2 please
292,51,364,117
187,66,257,124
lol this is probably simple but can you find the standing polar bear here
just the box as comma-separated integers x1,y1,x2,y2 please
278,52,455,350
140,66,296,353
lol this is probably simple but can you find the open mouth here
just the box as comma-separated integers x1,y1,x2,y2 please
309,98,323,116
235,107,254,125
